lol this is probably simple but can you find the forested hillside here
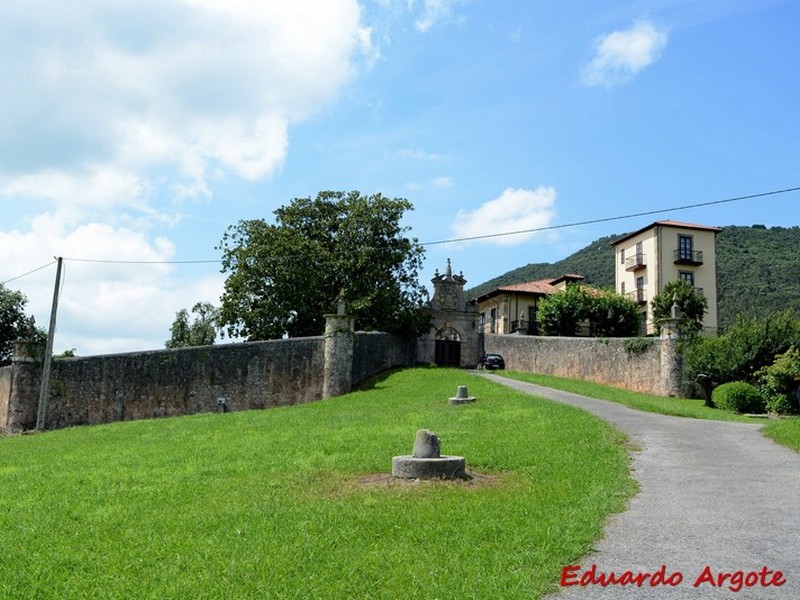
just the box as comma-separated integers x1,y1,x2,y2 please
466,225,800,332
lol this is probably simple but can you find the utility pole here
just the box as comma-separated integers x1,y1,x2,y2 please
36,256,63,431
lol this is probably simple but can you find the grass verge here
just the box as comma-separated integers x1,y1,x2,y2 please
0,367,635,599
497,371,800,456
496,371,755,422
762,418,800,452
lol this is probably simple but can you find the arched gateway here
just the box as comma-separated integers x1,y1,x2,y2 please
418,260,481,368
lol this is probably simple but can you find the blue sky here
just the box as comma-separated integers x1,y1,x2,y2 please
2,0,798,355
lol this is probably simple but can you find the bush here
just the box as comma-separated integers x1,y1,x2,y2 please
711,381,766,414
685,308,800,386
757,347,800,415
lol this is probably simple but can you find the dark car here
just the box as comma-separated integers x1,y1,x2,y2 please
477,353,505,370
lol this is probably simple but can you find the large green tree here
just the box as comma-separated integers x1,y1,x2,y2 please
0,284,36,366
218,191,429,340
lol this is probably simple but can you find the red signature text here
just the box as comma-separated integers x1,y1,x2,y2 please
561,564,786,592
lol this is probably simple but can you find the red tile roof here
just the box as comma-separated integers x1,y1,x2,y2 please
497,279,560,295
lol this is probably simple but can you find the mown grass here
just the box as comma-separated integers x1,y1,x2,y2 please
762,418,800,452
497,371,756,422
0,367,635,599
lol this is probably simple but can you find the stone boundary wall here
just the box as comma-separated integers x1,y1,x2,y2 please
1,329,416,434
485,334,682,396
352,332,417,385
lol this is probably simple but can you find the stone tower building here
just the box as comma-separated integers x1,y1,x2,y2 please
417,260,481,368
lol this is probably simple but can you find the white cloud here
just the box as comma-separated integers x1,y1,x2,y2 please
0,0,371,354
452,187,557,246
582,19,669,87
0,0,367,212
432,176,453,188
0,213,226,355
412,0,461,32
399,148,444,160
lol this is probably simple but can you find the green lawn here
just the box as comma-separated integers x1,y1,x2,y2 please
762,418,800,452
496,371,800,455
0,367,635,599
497,371,757,422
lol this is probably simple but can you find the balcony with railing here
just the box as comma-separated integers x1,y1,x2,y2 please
625,253,646,271
626,289,648,305
674,249,704,266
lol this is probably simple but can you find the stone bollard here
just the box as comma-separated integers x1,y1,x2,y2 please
412,428,441,458
448,385,476,405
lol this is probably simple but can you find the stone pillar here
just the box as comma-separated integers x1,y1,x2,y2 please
322,308,355,399
659,321,682,397
3,340,45,433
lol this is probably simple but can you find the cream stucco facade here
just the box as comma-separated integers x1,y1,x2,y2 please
472,275,585,335
612,220,721,335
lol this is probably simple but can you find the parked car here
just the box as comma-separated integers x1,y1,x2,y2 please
477,353,505,370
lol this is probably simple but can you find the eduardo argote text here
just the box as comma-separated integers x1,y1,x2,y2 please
561,564,786,593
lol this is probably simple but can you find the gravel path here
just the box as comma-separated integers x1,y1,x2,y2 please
475,372,800,599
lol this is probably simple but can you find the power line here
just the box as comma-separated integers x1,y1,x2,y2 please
420,186,800,246
1,260,58,285
63,257,221,265
5,186,798,271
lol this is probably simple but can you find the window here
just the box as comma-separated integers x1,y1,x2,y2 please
621,281,625,295
490,308,497,334
679,271,695,287
635,241,643,263
678,235,693,261
620,248,625,264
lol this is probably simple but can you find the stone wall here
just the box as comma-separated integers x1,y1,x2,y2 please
352,332,417,384
485,334,682,396
1,328,416,434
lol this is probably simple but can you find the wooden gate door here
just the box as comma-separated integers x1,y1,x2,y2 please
435,339,461,367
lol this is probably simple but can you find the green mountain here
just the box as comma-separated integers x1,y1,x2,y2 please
467,225,800,332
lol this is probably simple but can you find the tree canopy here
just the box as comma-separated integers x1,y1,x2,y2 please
651,279,708,339
537,285,641,337
166,302,219,348
0,284,36,366
217,191,429,340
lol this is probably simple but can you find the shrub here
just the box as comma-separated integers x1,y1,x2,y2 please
757,347,800,415
711,381,766,414
685,308,800,386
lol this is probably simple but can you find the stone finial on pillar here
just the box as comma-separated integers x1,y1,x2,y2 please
670,294,682,320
